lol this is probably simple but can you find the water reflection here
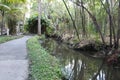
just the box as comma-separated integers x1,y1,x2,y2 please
40,39,120,80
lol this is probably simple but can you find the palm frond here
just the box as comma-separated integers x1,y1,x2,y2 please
2,0,27,4
0,4,11,10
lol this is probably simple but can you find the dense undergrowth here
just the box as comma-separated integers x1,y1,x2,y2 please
27,36,62,80
0,35,23,44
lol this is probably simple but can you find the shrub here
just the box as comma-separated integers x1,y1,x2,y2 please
24,16,54,35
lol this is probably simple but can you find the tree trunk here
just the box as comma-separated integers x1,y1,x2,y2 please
1,11,4,35
75,3,105,44
106,0,113,47
80,0,87,37
116,1,120,48
38,0,41,35
100,0,116,47
109,14,113,46
62,0,80,41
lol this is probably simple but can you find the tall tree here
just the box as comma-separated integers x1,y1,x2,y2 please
80,0,87,37
0,4,10,35
116,0,120,48
38,0,41,35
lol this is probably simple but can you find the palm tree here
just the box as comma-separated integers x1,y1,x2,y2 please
0,0,27,35
0,4,10,35
1,0,26,4
6,8,26,34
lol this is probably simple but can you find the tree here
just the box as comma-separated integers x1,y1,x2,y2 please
72,0,105,44
80,0,87,37
71,0,120,50
38,0,41,35
0,0,27,35
117,0,120,48
0,4,10,35
63,0,80,41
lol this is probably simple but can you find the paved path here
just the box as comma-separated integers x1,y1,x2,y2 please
0,36,31,80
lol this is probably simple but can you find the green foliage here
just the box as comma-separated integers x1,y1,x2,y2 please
27,36,62,80
1,0,26,4
24,16,38,33
7,17,17,34
25,15,54,35
0,0,27,35
46,26,55,35
0,35,23,44
0,3,11,10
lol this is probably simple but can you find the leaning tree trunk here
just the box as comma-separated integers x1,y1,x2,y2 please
62,0,80,41
73,1,105,44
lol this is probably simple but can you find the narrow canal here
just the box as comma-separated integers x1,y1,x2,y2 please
40,38,120,80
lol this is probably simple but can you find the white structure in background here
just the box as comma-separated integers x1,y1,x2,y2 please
0,23,8,35
16,25,20,35
7,28,9,36
16,21,24,35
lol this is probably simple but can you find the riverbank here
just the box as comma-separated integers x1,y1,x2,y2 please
0,35,23,44
46,34,120,67
27,36,62,80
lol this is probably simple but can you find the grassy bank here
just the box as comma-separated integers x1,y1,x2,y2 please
27,36,62,80
0,35,23,44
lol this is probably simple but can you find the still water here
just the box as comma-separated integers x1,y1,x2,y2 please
40,38,120,80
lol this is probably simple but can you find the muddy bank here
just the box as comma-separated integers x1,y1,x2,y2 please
45,34,120,66
46,34,109,55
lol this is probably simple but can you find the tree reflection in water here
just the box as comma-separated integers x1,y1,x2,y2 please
41,39,120,80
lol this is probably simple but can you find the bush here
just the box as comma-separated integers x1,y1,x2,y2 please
24,16,54,35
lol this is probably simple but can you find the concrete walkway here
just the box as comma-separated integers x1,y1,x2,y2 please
0,36,31,80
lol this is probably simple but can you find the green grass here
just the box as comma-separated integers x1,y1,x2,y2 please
27,36,62,80
0,35,23,44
